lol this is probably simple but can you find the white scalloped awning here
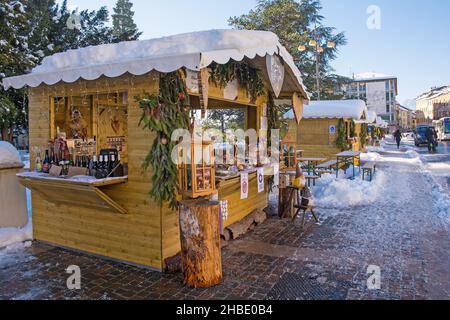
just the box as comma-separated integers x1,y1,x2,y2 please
2,29,309,98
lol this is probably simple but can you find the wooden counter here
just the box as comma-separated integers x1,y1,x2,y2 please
17,172,128,214
216,167,271,228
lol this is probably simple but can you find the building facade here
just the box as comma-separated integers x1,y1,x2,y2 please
394,103,414,130
338,72,398,124
416,86,450,121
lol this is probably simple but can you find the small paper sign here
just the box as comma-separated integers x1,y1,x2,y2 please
240,172,249,199
329,125,336,135
257,168,265,193
185,69,199,94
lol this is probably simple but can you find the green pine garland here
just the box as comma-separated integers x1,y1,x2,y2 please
360,123,368,148
349,120,356,138
209,61,265,100
335,118,347,151
137,70,190,209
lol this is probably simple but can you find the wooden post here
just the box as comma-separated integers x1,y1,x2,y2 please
179,199,222,288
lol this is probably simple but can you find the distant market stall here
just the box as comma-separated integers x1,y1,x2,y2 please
285,99,369,159
3,29,309,271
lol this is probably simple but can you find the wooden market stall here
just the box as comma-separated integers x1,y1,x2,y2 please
285,100,369,159
3,30,309,271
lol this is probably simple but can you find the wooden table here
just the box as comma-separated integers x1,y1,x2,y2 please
297,157,326,176
336,151,361,179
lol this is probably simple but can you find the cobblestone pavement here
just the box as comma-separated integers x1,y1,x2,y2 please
1,149,449,300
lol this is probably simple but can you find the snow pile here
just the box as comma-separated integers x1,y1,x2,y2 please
0,141,23,169
0,240,32,255
0,222,32,249
312,171,387,208
361,152,381,162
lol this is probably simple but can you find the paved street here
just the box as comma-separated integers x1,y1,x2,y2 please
0,144,449,300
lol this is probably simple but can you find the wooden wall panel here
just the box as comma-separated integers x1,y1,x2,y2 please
28,73,164,270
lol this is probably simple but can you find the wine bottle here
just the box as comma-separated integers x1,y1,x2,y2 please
109,154,116,177
116,153,124,177
90,153,97,177
35,152,42,172
42,150,50,173
96,155,104,179
104,154,110,177
50,150,55,168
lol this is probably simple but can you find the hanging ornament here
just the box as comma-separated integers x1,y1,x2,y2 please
161,137,168,145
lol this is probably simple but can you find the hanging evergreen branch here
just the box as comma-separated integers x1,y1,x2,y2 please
137,70,190,209
335,118,347,151
360,123,368,148
349,120,357,138
209,61,265,100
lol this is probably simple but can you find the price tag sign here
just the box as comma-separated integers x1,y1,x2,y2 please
240,172,249,199
257,167,265,193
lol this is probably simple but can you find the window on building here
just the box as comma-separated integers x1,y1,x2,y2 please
386,104,390,113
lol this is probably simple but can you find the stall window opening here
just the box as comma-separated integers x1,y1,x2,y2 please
49,92,128,175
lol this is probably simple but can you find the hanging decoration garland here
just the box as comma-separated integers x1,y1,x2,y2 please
335,118,347,151
349,120,356,138
359,123,368,148
137,70,190,209
209,61,265,100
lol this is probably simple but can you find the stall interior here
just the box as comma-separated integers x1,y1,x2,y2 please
32,92,128,180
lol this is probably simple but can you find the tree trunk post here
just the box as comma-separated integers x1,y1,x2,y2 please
179,199,222,288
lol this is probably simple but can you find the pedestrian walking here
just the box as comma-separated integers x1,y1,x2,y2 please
425,127,437,153
394,129,402,149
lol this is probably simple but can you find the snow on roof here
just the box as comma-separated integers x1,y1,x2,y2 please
366,111,377,124
2,29,308,97
376,116,389,128
353,72,396,82
285,99,368,121
0,142,23,169
416,86,450,101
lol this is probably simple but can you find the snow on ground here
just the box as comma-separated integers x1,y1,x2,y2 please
312,171,387,209
311,137,450,224
404,149,450,222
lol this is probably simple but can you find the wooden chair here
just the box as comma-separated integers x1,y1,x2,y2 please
283,186,319,229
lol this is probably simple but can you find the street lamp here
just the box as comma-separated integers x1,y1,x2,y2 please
298,31,336,101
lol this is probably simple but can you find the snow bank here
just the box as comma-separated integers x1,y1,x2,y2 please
0,141,23,169
0,240,32,255
312,171,387,208
0,221,32,249
361,152,381,162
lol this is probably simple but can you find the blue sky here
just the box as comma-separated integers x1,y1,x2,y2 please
65,0,450,106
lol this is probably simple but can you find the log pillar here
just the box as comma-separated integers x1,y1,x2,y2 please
178,199,222,288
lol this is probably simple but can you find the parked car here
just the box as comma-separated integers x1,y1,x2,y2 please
414,125,433,147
